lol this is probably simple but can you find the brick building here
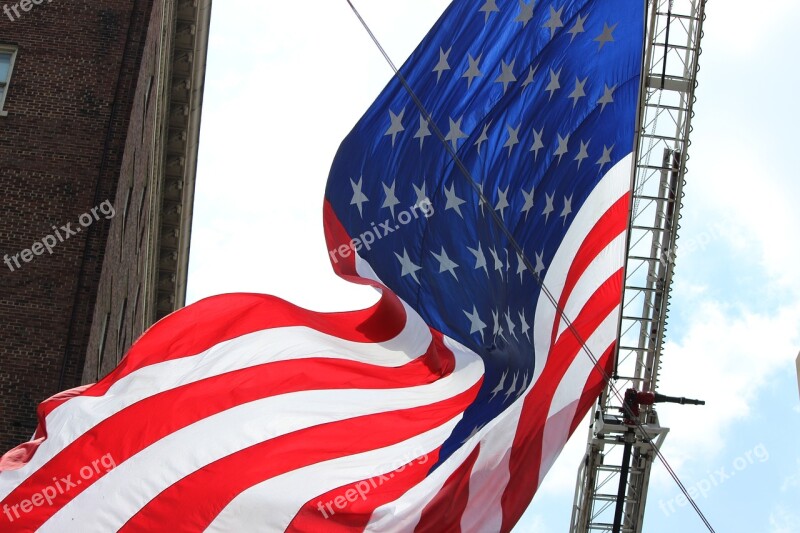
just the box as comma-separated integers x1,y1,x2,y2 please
0,0,211,451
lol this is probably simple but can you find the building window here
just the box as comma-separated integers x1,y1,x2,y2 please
0,46,17,116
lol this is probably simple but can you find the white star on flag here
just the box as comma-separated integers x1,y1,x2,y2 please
468,243,489,276
554,133,570,163
444,183,466,218
598,84,616,112
445,116,468,149
395,248,422,283
597,144,613,172
595,22,618,50
384,108,405,146
530,126,545,160
560,195,573,223
414,115,431,149
569,13,588,42
545,68,561,100
534,251,546,277
543,5,564,38
522,64,538,88
382,180,400,218
475,122,491,154
495,59,517,94
463,53,483,88
575,139,590,168
349,176,369,217
516,252,527,282
479,0,500,23
504,123,521,157
515,0,535,27
413,181,429,207
495,186,510,219
489,247,504,277
463,305,488,338
490,371,508,401
432,246,459,279
569,77,588,108
504,372,519,401
433,46,452,81
521,187,535,219
542,192,555,222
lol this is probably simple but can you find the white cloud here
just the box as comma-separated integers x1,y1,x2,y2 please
770,505,800,533
655,300,800,468
781,458,800,493
687,139,800,293
640,5,800,491
702,0,798,57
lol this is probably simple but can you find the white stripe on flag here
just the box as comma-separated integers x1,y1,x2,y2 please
0,300,431,501
207,415,463,531
555,233,626,339
538,307,621,485
40,344,483,532
459,399,526,533
367,365,535,533
532,154,631,387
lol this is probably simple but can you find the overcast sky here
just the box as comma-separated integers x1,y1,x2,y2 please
187,1,800,531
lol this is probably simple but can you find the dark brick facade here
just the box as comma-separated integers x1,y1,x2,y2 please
0,0,155,451
83,0,209,383
80,0,165,384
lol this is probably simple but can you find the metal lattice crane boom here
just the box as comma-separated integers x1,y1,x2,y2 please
570,1,707,531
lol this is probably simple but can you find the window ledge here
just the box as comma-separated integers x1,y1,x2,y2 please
0,110,7,117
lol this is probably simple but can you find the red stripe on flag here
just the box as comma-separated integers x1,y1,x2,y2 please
287,450,441,532
104,291,408,393
500,271,622,531
0,331,456,529
550,194,628,346
31,290,408,426
119,385,481,532
414,444,481,533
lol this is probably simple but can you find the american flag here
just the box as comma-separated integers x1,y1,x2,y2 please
1,1,643,531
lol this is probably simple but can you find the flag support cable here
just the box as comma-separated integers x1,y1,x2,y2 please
343,2,714,531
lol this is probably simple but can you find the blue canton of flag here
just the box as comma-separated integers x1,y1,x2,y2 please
325,0,643,481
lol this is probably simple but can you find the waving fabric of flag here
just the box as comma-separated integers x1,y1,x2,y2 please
1,1,643,531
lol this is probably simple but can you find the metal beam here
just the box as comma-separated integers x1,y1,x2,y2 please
570,1,706,531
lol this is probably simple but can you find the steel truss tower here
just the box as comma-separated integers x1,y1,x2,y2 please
570,1,707,531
